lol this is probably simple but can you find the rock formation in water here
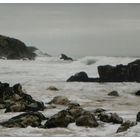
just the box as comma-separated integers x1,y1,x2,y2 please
67,59,140,82
0,82,45,112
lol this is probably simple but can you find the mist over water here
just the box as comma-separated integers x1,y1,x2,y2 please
0,3,140,57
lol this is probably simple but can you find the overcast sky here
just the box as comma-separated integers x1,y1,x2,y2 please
0,3,140,57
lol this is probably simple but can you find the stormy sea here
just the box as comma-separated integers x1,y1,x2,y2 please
0,55,140,136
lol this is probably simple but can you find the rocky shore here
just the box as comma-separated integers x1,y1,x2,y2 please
0,35,37,60
0,82,139,134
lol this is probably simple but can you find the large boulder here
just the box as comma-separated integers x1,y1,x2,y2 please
60,54,73,61
0,35,37,60
0,82,45,112
44,110,74,128
67,71,89,82
99,113,123,124
76,111,98,128
0,112,46,128
98,59,140,82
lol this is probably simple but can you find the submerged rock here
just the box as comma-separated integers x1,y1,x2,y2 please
44,110,74,128
108,91,119,97
47,86,59,91
117,120,137,133
0,112,46,128
48,96,70,106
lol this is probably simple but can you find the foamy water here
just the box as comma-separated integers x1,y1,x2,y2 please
0,56,140,136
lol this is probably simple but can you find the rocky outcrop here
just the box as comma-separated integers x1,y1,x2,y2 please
0,112,46,128
67,59,140,82
0,82,45,112
0,35,37,60
60,54,73,61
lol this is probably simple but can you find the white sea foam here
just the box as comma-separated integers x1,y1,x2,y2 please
0,56,140,136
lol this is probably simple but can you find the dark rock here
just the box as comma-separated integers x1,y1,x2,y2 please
117,120,137,133
108,91,119,97
93,108,106,114
99,113,123,124
44,110,74,128
135,90,140,96
67,71,89,82
60,54,73,61
67,59,140,82
47,86,59,91
48,96,70,106
0,35,37,60
0,112,46,128
13,83,23,95
0,82,45,112
136,112,140,122
111,113,123,124
76,112,98,128
99,113,112,123
67,104,84,119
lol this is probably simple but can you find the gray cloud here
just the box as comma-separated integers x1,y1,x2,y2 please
0,3,140,57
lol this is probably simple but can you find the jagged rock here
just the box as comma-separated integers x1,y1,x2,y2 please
0,112,46,128
44,110,74,128
0,35,37,60
47,86,59,91
108,91,119,97
76,112,98,128
60,54,73,61
117,120,137,133
0,82,45,112
48,96,70,105
99,113,123,124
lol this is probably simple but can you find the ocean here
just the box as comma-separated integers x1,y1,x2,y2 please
0,56,140,136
